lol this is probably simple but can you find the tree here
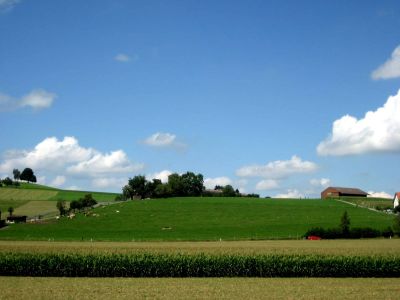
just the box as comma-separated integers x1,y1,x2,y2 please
122,185,135,200
2,177,13,186
340,211,351,236
8,206,14,217
181,172,204,196
127,175,147,199
222,185,236,197
56,200,68,216
167,173,185,196
393,213,400,237
20,168,37,183
13,169,20,181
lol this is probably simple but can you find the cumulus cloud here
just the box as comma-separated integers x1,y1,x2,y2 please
147,170,173,183
255,179,279,190
0,89,56,112
0,0,20,12
275,189,304,199
51,176,66,187
0,136,144,178
67,150,143,176
143,132,186,149
236,156,318,179
317,89,400,156
310,178,331,187
371,45,400,80
367,191,392,199
92,177,127,189
114,53,138,63
204,177,232,189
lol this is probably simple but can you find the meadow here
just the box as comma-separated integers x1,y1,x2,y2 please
0,197,395,241
0,184,119,219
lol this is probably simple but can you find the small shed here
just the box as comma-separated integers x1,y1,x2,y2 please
394,192,400,209
6,215,27,223
321,187,368,199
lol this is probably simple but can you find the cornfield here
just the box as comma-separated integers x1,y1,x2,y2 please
1,252,399,277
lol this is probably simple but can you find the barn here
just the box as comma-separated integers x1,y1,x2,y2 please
321,187,368,199
394,192,400,209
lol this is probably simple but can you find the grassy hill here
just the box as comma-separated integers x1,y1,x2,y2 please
0,197,394,241
0,183,120,219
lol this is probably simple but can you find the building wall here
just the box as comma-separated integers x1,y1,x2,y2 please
321,188,340,199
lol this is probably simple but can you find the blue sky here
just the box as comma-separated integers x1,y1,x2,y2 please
1,0,400,198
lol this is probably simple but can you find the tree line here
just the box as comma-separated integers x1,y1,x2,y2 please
121,171,260,200
0,168,37,187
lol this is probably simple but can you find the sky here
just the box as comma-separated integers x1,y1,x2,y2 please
1,0,400,198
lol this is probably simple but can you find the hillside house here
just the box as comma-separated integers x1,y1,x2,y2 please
321,187,368,199
394,192,400,209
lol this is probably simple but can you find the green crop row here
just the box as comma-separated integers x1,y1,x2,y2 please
1,252,400,277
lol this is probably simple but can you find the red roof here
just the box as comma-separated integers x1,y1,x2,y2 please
395,192,400,199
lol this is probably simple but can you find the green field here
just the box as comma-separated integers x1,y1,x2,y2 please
342,197,394,210
1,277,399,299
0,197,394,241
0,184,119,219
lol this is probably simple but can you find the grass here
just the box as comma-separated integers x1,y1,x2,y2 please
0,197,394,241
13,201,59,219
341,197,393,210
0,184,119,218
1,277,399,299
0,239,399,256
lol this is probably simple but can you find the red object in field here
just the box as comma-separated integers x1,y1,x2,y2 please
307,236,321,240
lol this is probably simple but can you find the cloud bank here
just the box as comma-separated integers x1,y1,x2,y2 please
0,89,56,112
236,156,318,179
0,137,144,189
0,0,20,12
143,132,186,149
372,45,400,80
317,89,400,156
204,177,232,189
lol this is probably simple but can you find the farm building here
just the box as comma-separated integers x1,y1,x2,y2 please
394,192,400,208
321,187,368,199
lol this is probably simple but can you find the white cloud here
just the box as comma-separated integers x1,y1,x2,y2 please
317,89,400,156
147,170,172,183
371,45,400,80
50,176,66,187
204,177,232,189
236,156,318,179
143,132,186,149
0,136,93,172
255,179,279,190
19,89,56,110
92,177,126,189
0,89,56,112
367,191,392,199
310,178,331,187
275,189,304,199
67,150,143,176
114,53,138,63
0,0,20,12
0,136,144,179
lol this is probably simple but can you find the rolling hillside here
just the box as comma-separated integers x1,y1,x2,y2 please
0,183,120,219
0,197,394,241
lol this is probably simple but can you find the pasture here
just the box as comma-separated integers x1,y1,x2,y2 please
0,197,394,241
0,184,119,219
